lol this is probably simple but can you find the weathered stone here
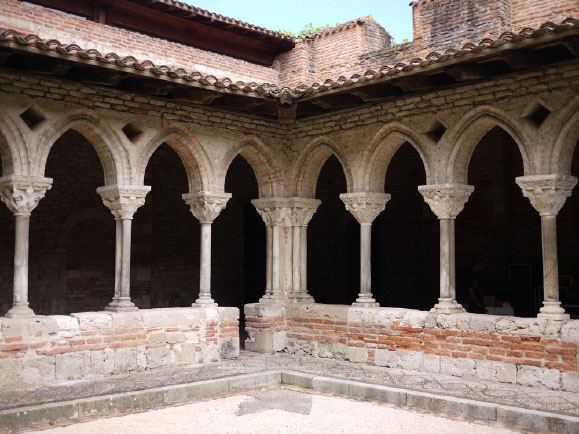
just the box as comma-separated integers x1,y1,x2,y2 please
561,371,579,392
147,332,167,348
0,359,22,387
146,346,171,368
90,349,115,375
561,321,579,343
1,318,29,338
55,352,89,380
346,346,368,363
219,337,240,359
114,348,138,372
517,366,560,390
397,350,423,371
21,356,55,384
495,317,546,337
173,343,197,366
109,312,143,330
440,357,476,377
476,360,517,383
374,348,398,368
71,312,113,331
166,332,186,344
421,354,441,373
314,341,346,359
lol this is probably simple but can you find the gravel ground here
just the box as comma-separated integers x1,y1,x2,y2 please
31,388,522,434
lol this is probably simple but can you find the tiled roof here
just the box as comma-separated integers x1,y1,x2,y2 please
0,18,577,103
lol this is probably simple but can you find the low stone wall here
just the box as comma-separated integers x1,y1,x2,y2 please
244,303,579,392
0,306,239,389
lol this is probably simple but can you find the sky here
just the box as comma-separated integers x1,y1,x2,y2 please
181,0,414,43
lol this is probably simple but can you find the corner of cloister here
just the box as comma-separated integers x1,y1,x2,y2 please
1,1,579,430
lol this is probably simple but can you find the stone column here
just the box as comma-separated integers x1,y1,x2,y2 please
340,192,390,307
97,185,150,312
288,198,321,303
0,176,53,318
419,184,474,314
516,175,577,320
183,192,231,306
252,198,290,304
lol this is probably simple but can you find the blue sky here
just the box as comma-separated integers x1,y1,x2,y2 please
182,0,414,42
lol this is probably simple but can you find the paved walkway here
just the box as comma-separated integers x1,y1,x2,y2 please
30,388,522,434
2,353,578,418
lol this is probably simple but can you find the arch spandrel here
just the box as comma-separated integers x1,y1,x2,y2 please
33,111,129,186
362,123,432,193
290,137,354,198
137,124,213,193
444,106,532,184
0,107,29,177
218,136,283,198
549,95,579,175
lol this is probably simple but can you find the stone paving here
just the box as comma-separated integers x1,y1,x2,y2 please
1,352,578,419
28,388,523,434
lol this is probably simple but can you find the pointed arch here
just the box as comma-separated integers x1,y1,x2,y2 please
137,124,213,193
0,107,29,176
363,122,432,192
550,95,579,175
445,106,531,184
290,137,354,198
33,111,128,185
218,136,283,198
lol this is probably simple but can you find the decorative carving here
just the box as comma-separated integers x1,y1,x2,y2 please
0,175,53,216
339,192,390,225
515,175,577,216
418,184,474,219
252,198,291,226
97,185,151,220
183,191,232,223
288,197,321,226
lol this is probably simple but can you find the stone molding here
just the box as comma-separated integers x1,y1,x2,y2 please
515,175,578,217
418,184,474,219
0,175,53,216
339,192,390,225
182,191,232,224
288,197,321,226
252,197,291,226
97,185,151,220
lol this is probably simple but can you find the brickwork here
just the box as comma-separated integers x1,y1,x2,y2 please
0,307,239,388
512,0,578,32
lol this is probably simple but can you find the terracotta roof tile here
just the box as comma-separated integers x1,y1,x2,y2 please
0,18,577,102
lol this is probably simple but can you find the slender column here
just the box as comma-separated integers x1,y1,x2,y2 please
0,176,52,318
265,226,273,298
419,184,474,314
183,192,231,306
516,175,577,320
252,198,290,304
98,185,150,312
340,192,390,307
288,198,320,302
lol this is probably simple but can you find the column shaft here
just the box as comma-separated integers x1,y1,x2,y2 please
439,218,452,300
541,215,559,302
272,225,280,296
292,226,300,293
197,222,214,304
117,218,137,311
113,219,122,301
360,223,372,295
7,214,33,317
265,225,273,298
300,226,307,292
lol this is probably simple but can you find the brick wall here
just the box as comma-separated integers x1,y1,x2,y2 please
512,0,578,32
0,307,239,388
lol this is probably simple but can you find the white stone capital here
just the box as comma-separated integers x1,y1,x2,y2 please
418,184,474,219
288,197,321,226
252,197,291,226
0,175,53,216
183,191,232,224
339,192,390,225
97,185,151,220
515,175,577,217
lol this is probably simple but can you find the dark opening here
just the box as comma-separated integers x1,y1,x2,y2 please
308,155,359,304
457,126,540,317
134,143,198,308
372,142,438,310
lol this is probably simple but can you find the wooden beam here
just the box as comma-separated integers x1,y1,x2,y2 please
171,87,222,104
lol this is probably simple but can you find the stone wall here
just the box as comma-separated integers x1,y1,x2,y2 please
245,303,579,392
0,306,239,389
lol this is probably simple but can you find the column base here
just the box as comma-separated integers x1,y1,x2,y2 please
289,291,315,303
259,295,286,305
194,296,217,307
104,297,138,312
5,303,35,318
430,298,465,314
537,301,570,320
352,293,379,307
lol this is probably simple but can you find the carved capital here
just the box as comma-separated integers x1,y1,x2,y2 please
515,175,577,217
339,192,390,225
0,175,53,216
252,197,291,226
418,184,474,219
288,197,321,226
97,185,151,220
183,191,232,224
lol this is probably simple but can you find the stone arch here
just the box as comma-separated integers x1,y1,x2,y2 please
137,124,213,193
219,137,283,198
363,123,432,192
446,106,531,184
550,95,579,175
291,137,354,198
33,111,128,185
0,107,29,176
